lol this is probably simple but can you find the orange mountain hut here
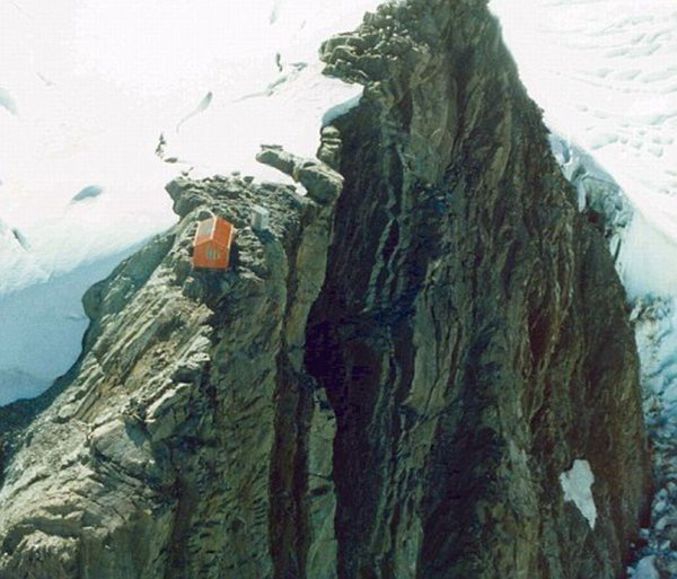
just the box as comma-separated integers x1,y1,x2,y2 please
192,216,235,269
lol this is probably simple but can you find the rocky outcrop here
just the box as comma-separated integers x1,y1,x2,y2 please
0,0,650,578
308,1,650,576
0,165,343,578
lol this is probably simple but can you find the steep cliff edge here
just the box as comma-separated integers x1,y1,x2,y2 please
0,155,342,579
0,0,650,578
305,2,650,577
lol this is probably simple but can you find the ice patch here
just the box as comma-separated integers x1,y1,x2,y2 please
633,556,659,579
560,459,597,529
322,94,362,126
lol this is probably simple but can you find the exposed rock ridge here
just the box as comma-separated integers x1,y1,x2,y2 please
0,0,651,578
306,0,650,577
0,163,343,578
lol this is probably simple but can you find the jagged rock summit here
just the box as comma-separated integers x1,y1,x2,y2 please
0,0,650,577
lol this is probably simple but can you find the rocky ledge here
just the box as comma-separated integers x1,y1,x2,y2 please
0,150,344,578
0,0,651,577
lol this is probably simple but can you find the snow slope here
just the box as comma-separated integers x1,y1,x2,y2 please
489,1,677,574
0,0,383,404
490,0,677,295
0,248,134,406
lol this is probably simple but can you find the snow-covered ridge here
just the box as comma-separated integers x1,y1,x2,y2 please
0,0,384,405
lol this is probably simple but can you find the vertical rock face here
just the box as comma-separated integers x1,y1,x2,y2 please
308,0,650,577
0,1,650,578
0,162,343,579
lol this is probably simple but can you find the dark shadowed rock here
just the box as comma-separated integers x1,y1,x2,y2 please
305,0,650,577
